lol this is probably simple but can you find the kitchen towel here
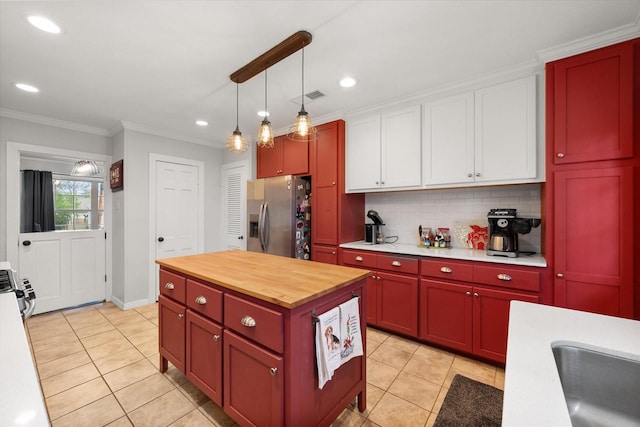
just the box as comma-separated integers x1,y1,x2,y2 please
338,297,363,364
315,306,341,389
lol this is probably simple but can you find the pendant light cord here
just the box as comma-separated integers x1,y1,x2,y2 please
300,48,305,108
264,69,268,113
235,83,239,129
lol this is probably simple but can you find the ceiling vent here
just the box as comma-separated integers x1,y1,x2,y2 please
290,90,325,105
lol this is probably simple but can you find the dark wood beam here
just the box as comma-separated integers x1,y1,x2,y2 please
230,31,312,83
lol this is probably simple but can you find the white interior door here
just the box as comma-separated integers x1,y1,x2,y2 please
221,161,248,250
19,230,106,314
155,160,200,259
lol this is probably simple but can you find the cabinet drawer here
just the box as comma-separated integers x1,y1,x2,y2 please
342,250,377,269
159,270,186,304
224,294,284,354
186,279,223,323
377,254,419,275
473,265,540,292
422,259,473,282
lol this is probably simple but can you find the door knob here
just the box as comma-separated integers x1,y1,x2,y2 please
22,240,31,246
158,237,164,242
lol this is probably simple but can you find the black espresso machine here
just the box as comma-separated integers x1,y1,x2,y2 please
486,208,540,257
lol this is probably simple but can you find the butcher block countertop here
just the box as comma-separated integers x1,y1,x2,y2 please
156,250,370,309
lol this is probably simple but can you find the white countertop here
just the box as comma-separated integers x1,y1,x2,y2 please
503,301,640,426
340,241,547,268
0,293,49,426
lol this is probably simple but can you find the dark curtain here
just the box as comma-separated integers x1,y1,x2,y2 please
21,170,55,233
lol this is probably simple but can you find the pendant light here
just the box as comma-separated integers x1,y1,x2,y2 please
257,69,274,148
287,47,316,141
226,83,248,153
71,160,100,176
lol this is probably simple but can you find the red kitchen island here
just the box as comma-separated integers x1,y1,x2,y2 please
156,250,369,427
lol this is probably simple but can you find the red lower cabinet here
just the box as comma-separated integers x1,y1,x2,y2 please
472,286,538,362
420,279,539,364
158,295,185,372
312,245,338,264
186,311,223,405
376,272,419,337
419,280,473,353
223,330,284,427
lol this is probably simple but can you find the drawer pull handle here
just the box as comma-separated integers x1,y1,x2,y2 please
497,274,512,281
391,260,402,267
164,282,175,290
213,334,220,341
440,267,452,273
241,315,256,327
355,256,363,262
178,313,184,319
195,296,207,305
270,367,278,376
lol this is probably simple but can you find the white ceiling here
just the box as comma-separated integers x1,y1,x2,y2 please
1,1,639,149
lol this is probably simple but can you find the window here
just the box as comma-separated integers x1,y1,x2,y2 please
53,177,104,230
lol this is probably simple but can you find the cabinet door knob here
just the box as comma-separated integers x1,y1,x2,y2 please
164,282,175,290
467,173,473,178
381,181,385,185
497,273,512,281
332,181,336,185
556,152,565,158
556,273,564,278
355,256,363,262
178,313,184,319
23,240,32,246
473,292,479,298
270,367,278,376
375,181,379,185
391,260,402,267
241,315,256,327
466,291,471,296
440,267,452,273
158,237,164,242
475,172,481,177
332,251,336,255
238,235,244,240
195,296,207,305
213,334,220,341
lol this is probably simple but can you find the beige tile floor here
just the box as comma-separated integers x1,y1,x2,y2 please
25,301,504,427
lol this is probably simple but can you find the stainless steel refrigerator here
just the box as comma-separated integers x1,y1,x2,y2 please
247,175,311,259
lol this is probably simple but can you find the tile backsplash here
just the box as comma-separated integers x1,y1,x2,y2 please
365,183,542,253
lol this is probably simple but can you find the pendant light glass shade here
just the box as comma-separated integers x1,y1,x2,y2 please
288,47,316,141
71,160,100,176
226,83,248,153
257,70,274,148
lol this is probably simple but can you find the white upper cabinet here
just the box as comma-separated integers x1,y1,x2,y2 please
346,105,421,192
474,75,537,183
423,75,538,188
423,93,475,185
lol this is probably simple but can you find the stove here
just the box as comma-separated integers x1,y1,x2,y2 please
0,261,36,319
0,263,16,293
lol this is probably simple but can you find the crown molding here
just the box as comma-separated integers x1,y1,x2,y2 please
537,15,640,63
117,121,216,147
0,108,111,136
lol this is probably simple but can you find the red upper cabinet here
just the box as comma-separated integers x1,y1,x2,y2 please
257,135,309,178
551,41,634,164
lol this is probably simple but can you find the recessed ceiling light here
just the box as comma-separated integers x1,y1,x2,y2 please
27,16,62,34
195,120,208,126
257,111,270,118
339,77,358,88
15,83,40,93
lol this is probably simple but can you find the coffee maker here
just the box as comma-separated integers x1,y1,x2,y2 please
365,210,385,244
486,208,540,257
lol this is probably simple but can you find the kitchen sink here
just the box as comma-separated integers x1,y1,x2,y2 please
551,341,640,427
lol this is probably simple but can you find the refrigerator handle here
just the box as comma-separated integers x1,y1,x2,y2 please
261,202,269,252
258,203,265,252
